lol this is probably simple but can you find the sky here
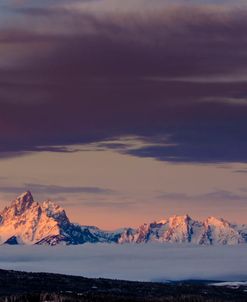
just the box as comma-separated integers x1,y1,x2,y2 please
1,0,247,229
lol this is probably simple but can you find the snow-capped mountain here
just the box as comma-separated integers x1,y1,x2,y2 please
0,192,246,246
118,215,246,245
0,192,100,245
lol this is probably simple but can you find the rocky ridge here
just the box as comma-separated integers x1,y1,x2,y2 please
0,192,246,246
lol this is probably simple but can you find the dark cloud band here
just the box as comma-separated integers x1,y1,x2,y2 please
0,184,114,195
1,1,247,163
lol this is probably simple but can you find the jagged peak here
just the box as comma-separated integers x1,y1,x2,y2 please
42,199,64,212
12,191,35,215
16,191,34,203
156,219,167,225
42,199,69,225
169,214,192,225
0,192,245,246
204,216,230,227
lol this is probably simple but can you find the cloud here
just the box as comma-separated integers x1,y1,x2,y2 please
80,200,135,209
0,184,115,196
1,0,247,163
202,97,247,106
157,190,247,202
0,244,246,282
233,169,247,174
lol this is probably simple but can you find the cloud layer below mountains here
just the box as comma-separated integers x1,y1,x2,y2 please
0,244,246,282
1,0,247,162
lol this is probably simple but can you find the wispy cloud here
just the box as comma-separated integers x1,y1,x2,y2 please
157,190,247,202
233,169,247,174
0,184,115,196
80,200,135,209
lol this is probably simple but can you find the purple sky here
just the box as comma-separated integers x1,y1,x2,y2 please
0,0,247,228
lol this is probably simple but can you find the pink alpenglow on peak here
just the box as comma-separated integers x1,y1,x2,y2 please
12,191,35,215
0,192,246,246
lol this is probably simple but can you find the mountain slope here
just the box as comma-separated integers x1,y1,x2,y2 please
118,215,245,245
0,191,246,246
0,192,99,245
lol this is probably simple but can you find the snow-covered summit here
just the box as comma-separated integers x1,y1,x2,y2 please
117,214,246,245
42,200,70,226
0,192,59,244
12,191,35,215
0,192,246,246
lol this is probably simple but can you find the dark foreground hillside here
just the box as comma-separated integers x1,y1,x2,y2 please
0,269,246,302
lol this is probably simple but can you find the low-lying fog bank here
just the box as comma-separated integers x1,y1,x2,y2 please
0,243,246,282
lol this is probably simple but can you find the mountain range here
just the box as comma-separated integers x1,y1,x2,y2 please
0,191,246,246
